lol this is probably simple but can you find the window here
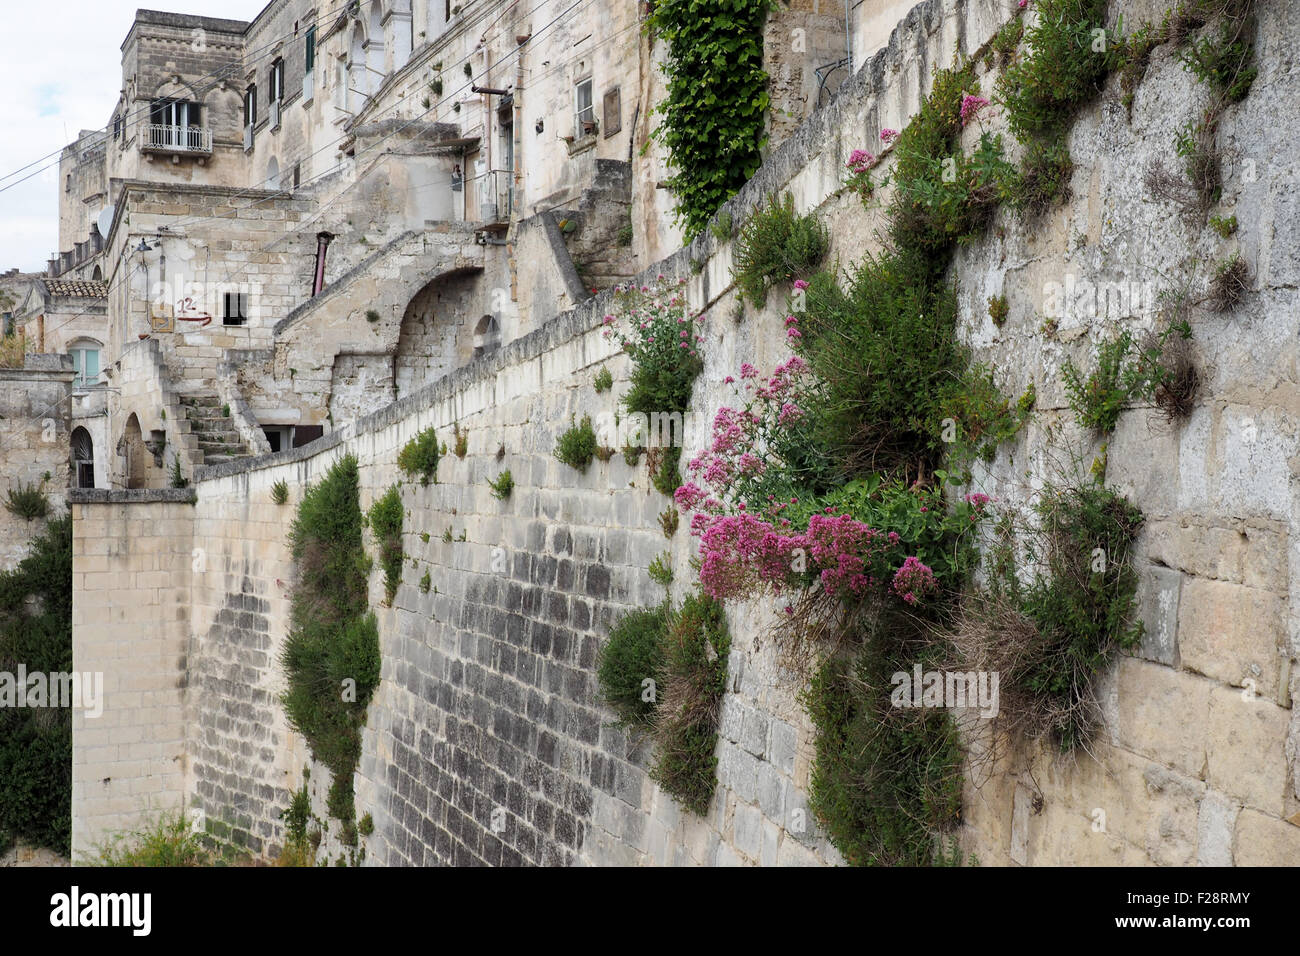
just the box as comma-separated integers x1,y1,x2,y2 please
293,163,301,189
244,85,257,128
72,428,94,489
306,25,316,72
223,292,249,326
69,345,100,388
270,58,285,103
151,99,199,129
113,113,123,140
574,77,594,136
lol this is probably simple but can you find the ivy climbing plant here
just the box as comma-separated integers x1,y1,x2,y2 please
647,0,775,240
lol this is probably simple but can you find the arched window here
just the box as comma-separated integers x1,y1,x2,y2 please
91,264,102,281
366,4,386,84
473,314,500,358
267,155,280,189
72,427,94,489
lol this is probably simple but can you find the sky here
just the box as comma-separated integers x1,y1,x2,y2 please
0,1,270,273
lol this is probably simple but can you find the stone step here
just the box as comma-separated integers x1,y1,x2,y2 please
203,452,253,465
197,440,247,454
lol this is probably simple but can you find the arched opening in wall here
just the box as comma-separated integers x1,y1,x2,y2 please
394,269,482,394
71,427,94,489
91,265,102,281
348,23,368,110
119,414,148,489
473,314,500,359
366,3,386,86
266,156,280,189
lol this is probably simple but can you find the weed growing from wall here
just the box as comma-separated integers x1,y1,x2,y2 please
554,416,598,472
366,485,404,605
0,515,71,855
4,482,49,521
398,427,440,484
952,482,1144,751
280,455,381,822
597,604,670,726
487,469,514,500
649,593,731,815
732,193,830,307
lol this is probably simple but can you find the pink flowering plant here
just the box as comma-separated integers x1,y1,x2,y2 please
844,148,878,203
674,353,987,606
602,276,704,419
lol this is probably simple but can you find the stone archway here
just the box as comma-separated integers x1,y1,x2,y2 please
72,426,95,489
473,314,501,358
119,414,149,489
394,271,480,393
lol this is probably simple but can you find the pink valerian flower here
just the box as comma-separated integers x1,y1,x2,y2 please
724,375,735,385
846,149,875,174
740,363,759,379
777,402,805,426
674,481,708,511
891,556,938,605
963,492,991,510
793,279,810,291
1018,0,1028,7
960,94,990,126
602,314,615,325
880,128,899,144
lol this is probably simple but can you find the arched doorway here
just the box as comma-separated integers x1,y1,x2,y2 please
120,414,148,489
72,427,95,489
473,314,501,358
266,156,280,190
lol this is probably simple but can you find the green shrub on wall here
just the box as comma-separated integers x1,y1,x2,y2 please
366,485,404,605
280,455,381,820
646,0,775,239
732,193,830,307
649,592,731,816
0,515,72,856
597,604,670,726
397,427,440,484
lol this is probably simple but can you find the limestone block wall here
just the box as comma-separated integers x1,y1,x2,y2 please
70,0,1300,866
0,357,73,569
69,491,196,856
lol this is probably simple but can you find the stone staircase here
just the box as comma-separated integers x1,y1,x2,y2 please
175,393,252,466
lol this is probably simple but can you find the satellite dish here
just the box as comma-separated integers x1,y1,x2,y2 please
96,205,116,239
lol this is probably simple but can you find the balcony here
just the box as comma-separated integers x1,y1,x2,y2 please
142,124,213,156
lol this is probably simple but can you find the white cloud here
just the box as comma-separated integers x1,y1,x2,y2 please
0,1,269,272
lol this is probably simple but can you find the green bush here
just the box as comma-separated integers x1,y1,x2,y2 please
271,479,289,504
366,485,404,605
85,810,213,867
4,483,49,521
797,253,969,481
610,278,704,423
0,515,71,855
648,552,673,588
732,193,830,307
1060,328,1182,432
281,456,381,815
1179,9,1257,102
650,593,731,815
1007,484,1145,750
554,415,598,472
397,427,440,484
280,784,312,846
805,627,964,866
650,445,683,497
997,0,1114,140
419,571,431,593
488,469,514,500
593,366,613,393
597,604,670,726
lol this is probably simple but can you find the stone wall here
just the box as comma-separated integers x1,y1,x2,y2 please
0,356,73,569
71,0,1300,866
